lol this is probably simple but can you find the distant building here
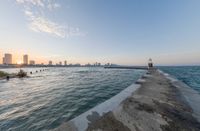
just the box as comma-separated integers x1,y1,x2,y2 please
3,53,12,65
64,60,67,66
23,54,28,65
2,57,5,64
148,58,153,68
74,63,81,67
59,61,62,65
49,61,53,65
29,60,35,65
94,62,101,66
105,63,110,66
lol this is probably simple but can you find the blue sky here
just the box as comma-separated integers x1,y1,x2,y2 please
0,0,200,65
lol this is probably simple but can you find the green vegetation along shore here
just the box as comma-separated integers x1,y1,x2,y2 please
0,71,9,78
0,69,28,80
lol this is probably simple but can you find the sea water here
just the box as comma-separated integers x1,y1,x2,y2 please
159,66,200,93
0,67,145,131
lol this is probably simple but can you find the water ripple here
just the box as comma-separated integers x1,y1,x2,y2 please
159,66,200,93
0,67,145,131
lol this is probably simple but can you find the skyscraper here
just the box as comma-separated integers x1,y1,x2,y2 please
49,61,53,65
64,60,67,66
23,54,28,65
3,53,12,65
29,60,35,65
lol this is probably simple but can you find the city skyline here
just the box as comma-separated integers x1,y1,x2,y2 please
1,0,200,66
0,53,104,66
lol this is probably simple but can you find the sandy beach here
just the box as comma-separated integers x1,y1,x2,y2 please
55,69,200,131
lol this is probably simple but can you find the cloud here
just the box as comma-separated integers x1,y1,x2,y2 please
28,15,66,38
15,0,86,38
47,3,60,10
25,10,86,38
16,0,45,7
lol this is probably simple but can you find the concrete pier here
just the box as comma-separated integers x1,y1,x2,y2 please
54,69,200,131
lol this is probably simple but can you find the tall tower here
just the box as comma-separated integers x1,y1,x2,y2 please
23,54,28,65
3,53,12,65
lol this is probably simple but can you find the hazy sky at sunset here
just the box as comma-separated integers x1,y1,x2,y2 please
0,0,200,65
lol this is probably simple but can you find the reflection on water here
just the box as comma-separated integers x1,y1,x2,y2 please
0,67,145,131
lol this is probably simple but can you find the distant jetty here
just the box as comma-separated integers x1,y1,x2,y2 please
104,66,148,70
54,68,200,131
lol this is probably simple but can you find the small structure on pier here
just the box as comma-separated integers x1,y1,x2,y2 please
148,58,153,68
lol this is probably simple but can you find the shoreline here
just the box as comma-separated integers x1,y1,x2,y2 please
54,68,200,131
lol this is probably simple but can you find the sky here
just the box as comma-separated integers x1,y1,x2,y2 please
0,0,200,65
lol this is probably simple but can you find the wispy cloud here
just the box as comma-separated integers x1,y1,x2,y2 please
16,0,45,7
47,2,60,10
29,15,66,38
24,10,65,38
15,0,86,38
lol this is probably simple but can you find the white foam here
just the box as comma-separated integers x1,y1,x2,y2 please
173,80,200,122
158,69,164,74
166,76,178,82
143,74,152,78
160,69,200,122
158,69,177,82
136,78,146,83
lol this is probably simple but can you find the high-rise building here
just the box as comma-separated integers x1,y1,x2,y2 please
3,53,12,65
64,60,67,66
2,57,5,64
29,60,35,65
98,63,101,66
23,54,28,65
49,61,53,65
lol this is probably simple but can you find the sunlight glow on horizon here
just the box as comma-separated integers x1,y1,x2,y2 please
16,60,22,65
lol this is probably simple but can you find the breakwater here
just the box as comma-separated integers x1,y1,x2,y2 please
54,68,200,131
